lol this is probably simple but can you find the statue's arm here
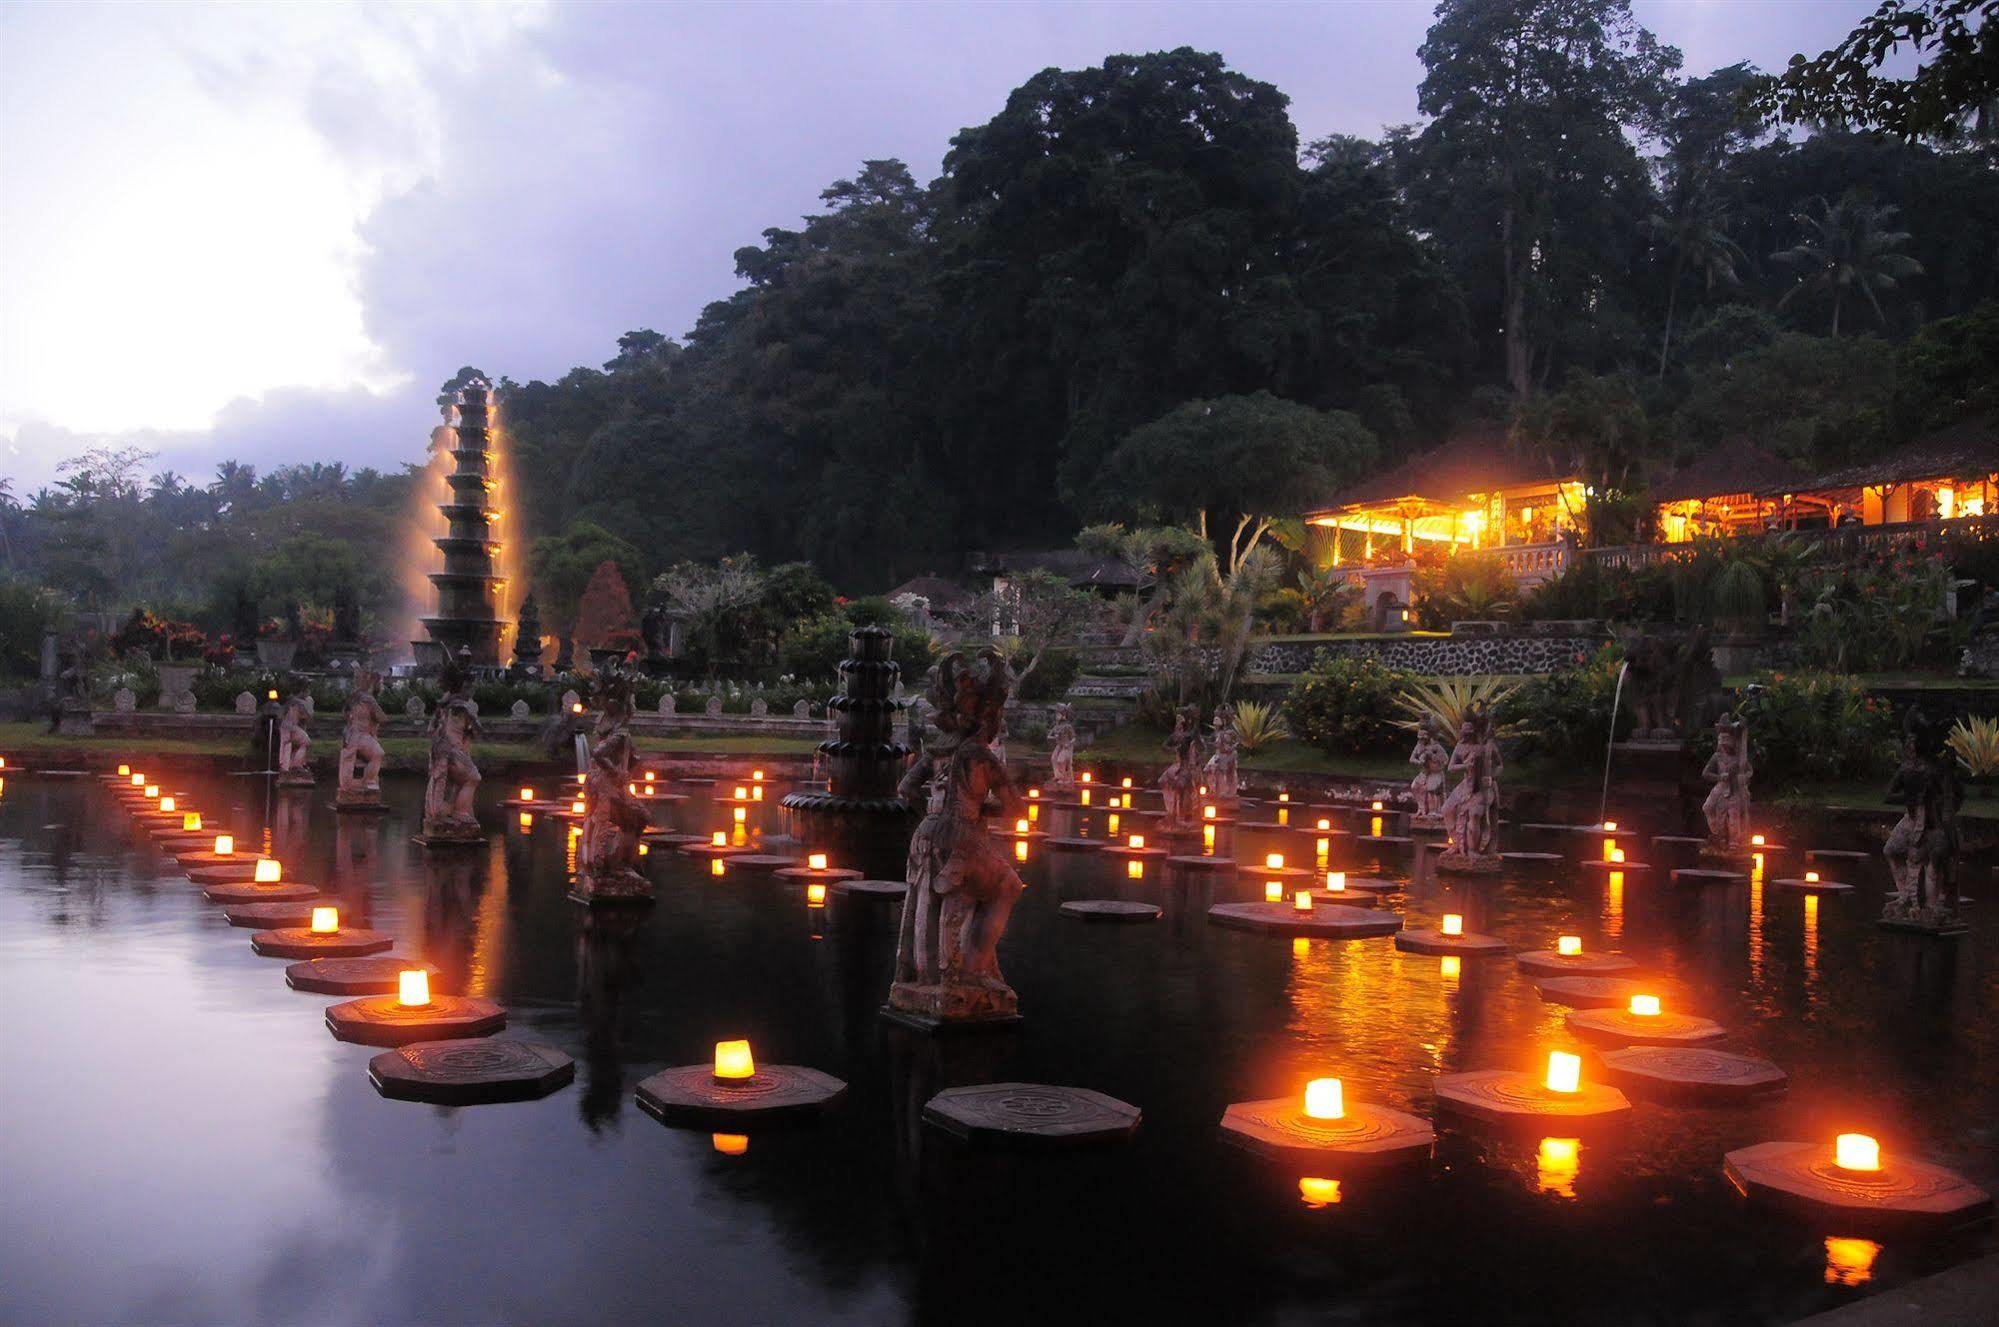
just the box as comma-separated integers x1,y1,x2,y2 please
897,753,934,807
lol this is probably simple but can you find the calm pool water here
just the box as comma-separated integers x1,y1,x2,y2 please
1,769,1993,1326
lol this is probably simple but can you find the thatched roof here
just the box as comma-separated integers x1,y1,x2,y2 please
1648,445,1815,503
1305,425,1566,514
1805,417,1999,491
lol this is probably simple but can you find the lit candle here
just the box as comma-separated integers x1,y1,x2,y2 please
1028,788,1040,799
1441,913,1463,936
1014,818,1029,834
1121,777,1133,789
751,769,764,782
1370,800,1383,812
117,764,130,777
713,1039,755,1082
1834,1134,1880,1173
1602,820,1618,831
159,796,176,814
572,702,584,714
520,786,536,802
638,843,649,856
646,770,657,782
1277,791,1290,803
130,773,145,787
1805,870,1820,883
1128,834,1145,850
267,689,279,701
1265,881,1283,902
214,834,234,856
1628,994,1661,1017
734,785,748,800
1314,836,1330,860
1126,859,1143,879
1265,852,1285,871
182,812,202,832
1303,1077,1345,1120
807,882,827,906
1325,870,1345,893
309,906,339,934
1080,772,1092,784
1204,805,1218,820
571,798,586,815
254,859,281,884
1751,834,1766,847
1545,1051,1582,1095
1557,935,1582,957
1609,847,1626,863
751,785,764,800
732,806,748,823
711,831,727,847
144,784,159,799
1293,890,1313,913
397,969,431,1007
807,853,829,871
713,1133,749,1155
1315,818,1330,831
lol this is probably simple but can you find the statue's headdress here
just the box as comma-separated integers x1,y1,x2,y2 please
926,648,1012,745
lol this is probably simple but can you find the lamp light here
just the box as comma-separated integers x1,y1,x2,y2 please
1371,800,1384,812
159,796,176,814
520,786,535,802
1610,847,1626,863
1297,1178,1342,1208
1628,994,1661,1017
309,906,338,934
1751,834,1766,847
751,784,763,800
571,798,586,815
646,770,657,782
213,834,234,856
713,1040,755,1082
732,806,747,823
1204,805,1218,820
751,769,764,782
398,969,431,1007
1303,1078,1345,1121
1602,820,1618,831
1278,791,1290,803
144,784,159,799
1325,871,1345,893
1079,772,1092,784
1028,787,1041,799
130,773,145,787
1805,870,1820,883
1315,818,1331,831
267,689,278,701
1545,1051,1582,1095
734,785,748,801
1121,777,1133,789
1293,891,1313,912
1128,834,1145,850
182,812,202,832
807,853,829,871
711,831,727,847
118,764,130,777
1015,818,1029,834
254,859,281,884
1265,852,1285,870
571,702,584,714
1557,935,1582,957
1442,913,1464,936
1014,840,1029,861
1834,1134,1880,1173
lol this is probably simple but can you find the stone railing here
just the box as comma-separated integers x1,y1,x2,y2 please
1492,540,1572,584
1585,513,1999,571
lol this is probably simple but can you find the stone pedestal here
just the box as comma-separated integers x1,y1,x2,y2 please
884,980,1021,1031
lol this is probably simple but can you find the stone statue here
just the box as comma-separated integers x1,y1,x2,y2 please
511,592,545,679
1407,713,1450,828
640,604,669,663
889,649,1025,1029
1438,704,1502,873
1883,708,1964,932
1621,625,1725,740
1157,703,1204,834
573,667,652,904
336,669,388,810
1046,703,1077,788
1699,715,1753,858
1204,716,1241,801
422,694,483,842
276,696,316,787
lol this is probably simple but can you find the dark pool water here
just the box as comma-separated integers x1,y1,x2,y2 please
0,769,1994,1326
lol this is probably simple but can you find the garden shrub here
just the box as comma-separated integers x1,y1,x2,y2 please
1017,647,1079,701
1503,646,1627,764
1736,670,1895,785
1792,553,1954,672
1284,653,1413,756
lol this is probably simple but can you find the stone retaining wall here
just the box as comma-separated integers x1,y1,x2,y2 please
1080,628,1607,679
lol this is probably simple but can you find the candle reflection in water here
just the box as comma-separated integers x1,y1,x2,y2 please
1297,1177,1342,1209
1803,892,1821,982
1604,870,1624,942
1537,1137,1581,1199
1823,1237,1879,1287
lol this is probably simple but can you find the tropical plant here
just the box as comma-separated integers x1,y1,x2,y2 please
1293,564,1360,634
1285,653,1415,756
1772,194,1925,337
1645,187,1747,377
1709,559,1767,635
1413,553,1517,629
1227,700,1292,754
1391,676,1524,738
1946,714,1999,781
1737,670,1896,785
1504,646,1627,764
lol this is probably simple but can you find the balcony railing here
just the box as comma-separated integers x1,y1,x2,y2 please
1580,513,1999,572
1493,541,1572,582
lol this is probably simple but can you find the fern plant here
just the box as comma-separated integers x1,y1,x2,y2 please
1229,699,1292,754
1947,714,1999,780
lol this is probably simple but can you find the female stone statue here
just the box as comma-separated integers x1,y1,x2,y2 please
1046,703,1078,788
1158,703,1204,832
575,668,651,903
1700,716,1752,857
1438,705,1501,873
276,696,315,787
422,696,483,841
336,671,388,809
1204,713,1242,801
1407,714,1450,827
889,650,1025,1028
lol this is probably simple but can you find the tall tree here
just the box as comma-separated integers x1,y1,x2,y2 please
1771,194,1926,335
1752,0,1999,142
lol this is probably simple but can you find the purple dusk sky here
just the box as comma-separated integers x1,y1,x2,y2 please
0,1,1887,490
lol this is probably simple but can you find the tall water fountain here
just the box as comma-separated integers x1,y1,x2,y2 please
413,379,508,669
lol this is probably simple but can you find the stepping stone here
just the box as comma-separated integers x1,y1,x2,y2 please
220,899,328,929
1207,901,1401,940
678,841,752,857
1805,848,1870,863
203,879,321,905
1652,835,1707,848
286,956,441,995
1166,854,1238,871
1724,1141,1993,1232
642,830,708,844
635,1064,846,1127
1395,928,1509,956
1059,900,1161,923
1500,851,1563,865
1671,867,1745,885
1323,876,1399,894
252,926,394,959
1598,1047,1786,1104
1518,822,1576,833
1534,975,1676,1009
1773,876,1853,894
1571,825,1639,839
1580,859,1652,872
184,861,266,885
1220,1095,1433,1166
773,865,863,881
925,1083,1140,1146
1234,861,1314,879
1566,1007,1726,1046
832,878,907,900
370,1039,575,1105
1096,842,1169,859
1305,888,1377,908
1434,1069,1631,1131
1516,950,1639,977
1357,836,1414,848
326,994,506,1046
726,854,804,869
1046,837,1105,851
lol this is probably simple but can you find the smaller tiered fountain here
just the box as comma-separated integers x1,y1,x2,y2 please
782,624,913,873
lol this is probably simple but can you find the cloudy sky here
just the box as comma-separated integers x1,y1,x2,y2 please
1,0,1882,489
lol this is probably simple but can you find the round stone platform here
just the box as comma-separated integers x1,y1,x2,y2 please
1434,1069,1632,1130
325,994,506,1046
1534,975,1679,1009
1165,854,1237,871
220,899,327,928
635,1064,846,1127
1565,1007,1726,1046
1220,1096,1434,1167
678,841,752,857
1671,867,1747,885
370,1038,575,1105
1805,848,1871,863
924,1083,1140,1146
1580,859,1652,873
832,878,907,900
1097,842,1170,859
1499,851,1564,867
1598,1047,1787,1104
1208,901,1402,940
1356,835,1415,848
181,861,266,885
641,830,709,845
202,879,322,905
724,854,804,870
1046,836,1106,851
251,926,394,959
286,956,441,995
1395,928,1509,956
1305,888,1377,908
773,865,863,882
1515,950,1639,977
1773,876,1853,894
1059,900,1161,923
1652,834,1708,849
1724,1140,1993,1232
1233,861,1314,879
1320,875,1399,895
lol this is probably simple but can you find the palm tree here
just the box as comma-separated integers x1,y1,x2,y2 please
1645,187,1746,377
1772,195,1924,337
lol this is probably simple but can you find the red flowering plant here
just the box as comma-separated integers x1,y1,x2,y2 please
111,607,208,662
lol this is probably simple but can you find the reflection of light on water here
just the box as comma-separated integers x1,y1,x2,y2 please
1823,1236,1878,1286
1297,1177,1341,1208
1747,868,1765,985
1292,936,1309,960
1537,1137,1580,1198
1804,893,1820,982
464,837,510,999
1603,870,1624,942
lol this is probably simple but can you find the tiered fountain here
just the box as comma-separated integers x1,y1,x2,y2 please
414,379,508,669
782,624,913,874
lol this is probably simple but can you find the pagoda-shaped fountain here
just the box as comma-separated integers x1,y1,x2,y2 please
414,379,508,669
783,623,914,875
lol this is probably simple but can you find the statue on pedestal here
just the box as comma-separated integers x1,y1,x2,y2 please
1046,703,1077,788
1883,708,1964,932
1157,703,1204,835
888,649,1025,1030
422,695,483,842
572,668,652,905
1438,704,1502,873
276,696,316,787
1407,714,1450,828
1204,715,1242,801
336,669,388,810
511,592,545,679
1700,715,1752,858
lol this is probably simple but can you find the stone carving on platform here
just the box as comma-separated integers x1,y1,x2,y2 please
1700,716,1753,858
1882,708,1964,933
113,687,136,714
1620,625,1724,740
792,698,811,719
1047,703,1078,788
1204,716,1241,801
235,691,257,715
573,668,652,904
1437,704,1502,873
658,693,676,716
704,694,723,718
1407,714,1450,827
750,697,768,718
404,695,426,720
422,660,483,843
888,649,1025,1029
276,696,316,787
1157,703,1204,835
173,690,196,714
336,669,388,810
510,699,530,719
